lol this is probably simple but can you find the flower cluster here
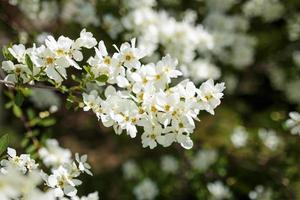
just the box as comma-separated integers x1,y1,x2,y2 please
121,2,216,82
2,29,97,84
61,0,99,26
230,126,249,148
288,14,300,41
207,181,232,200
192,149,218,171
203,0,256,69
2,29,225,149
258,128,281,150
0,140,98,199
133,178,159,200
0,147,38,173
83,38,225,149
8,0,58,25
243,0,284,22
8,0,99,27
285,112,300,135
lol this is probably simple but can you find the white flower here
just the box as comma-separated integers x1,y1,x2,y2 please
133,178,159,200
82,90,102,114
0,144,96,200
189,59,221,83
102,14,123,39
1,147,38,173
46,166,80,197
288,14,300,41
249,185,273,200
285,112,300,135
114,38,146,69
230,126,248,148
258,128,280,150
122,160,140,179
61,0,99,26
207,181,231,200
8,44,26,63
1,61,31,83
38,139,72,168
161,155,179,174
243,0,284,22
72,192,99,200
74,29,98,49
153,55,182,88
197,79,225,115
75,153,92,176
141,120,168,149
192,149,218,171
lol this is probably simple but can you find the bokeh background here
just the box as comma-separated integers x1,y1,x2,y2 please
1,0,300,199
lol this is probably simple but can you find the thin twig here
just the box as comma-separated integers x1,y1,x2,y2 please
0,79,59,91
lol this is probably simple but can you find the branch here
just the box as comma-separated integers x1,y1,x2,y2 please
0,79,59,91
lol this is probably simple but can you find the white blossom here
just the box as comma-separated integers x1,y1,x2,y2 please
231,126,248,148
38,139,72,168
192,149,218,171
122,160,140,179
207,181,232,200
161,155,179,174
133,178,159,200
258,128,280,150
285,112,300,135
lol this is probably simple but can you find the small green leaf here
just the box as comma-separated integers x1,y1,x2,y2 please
2,46,14,60
65,101,73,110
83,65,92,74
25,54,34,72
96,74,109,82
21,138,29,148
15,91,24,106
13,105,23,118
26,108,36,120
26,144,37,154
5,101,14,109
39,118,56,127
0,134,9,156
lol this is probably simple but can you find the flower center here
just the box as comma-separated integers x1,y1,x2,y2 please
103,56,111,65
46,57,55,65
56,49,65,56
151,106,157,112
179,122,184,128
165,104,171,112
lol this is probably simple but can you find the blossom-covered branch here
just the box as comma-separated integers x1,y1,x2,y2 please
0,140,98,199
1,29,225,149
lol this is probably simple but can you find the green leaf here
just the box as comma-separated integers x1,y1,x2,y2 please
38,118,56,127
13,105,23,118
0,134,9,156
5,101,14,109
2,46,14,60
15,91,24,106
96,74,109,82
26,108,36,120
25,54,34,72
65,100,73,110
83,65,95,79
83,65,92,74
21,138,29,148
26,144,37,154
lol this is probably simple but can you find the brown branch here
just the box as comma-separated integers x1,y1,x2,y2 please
0,79,59,91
